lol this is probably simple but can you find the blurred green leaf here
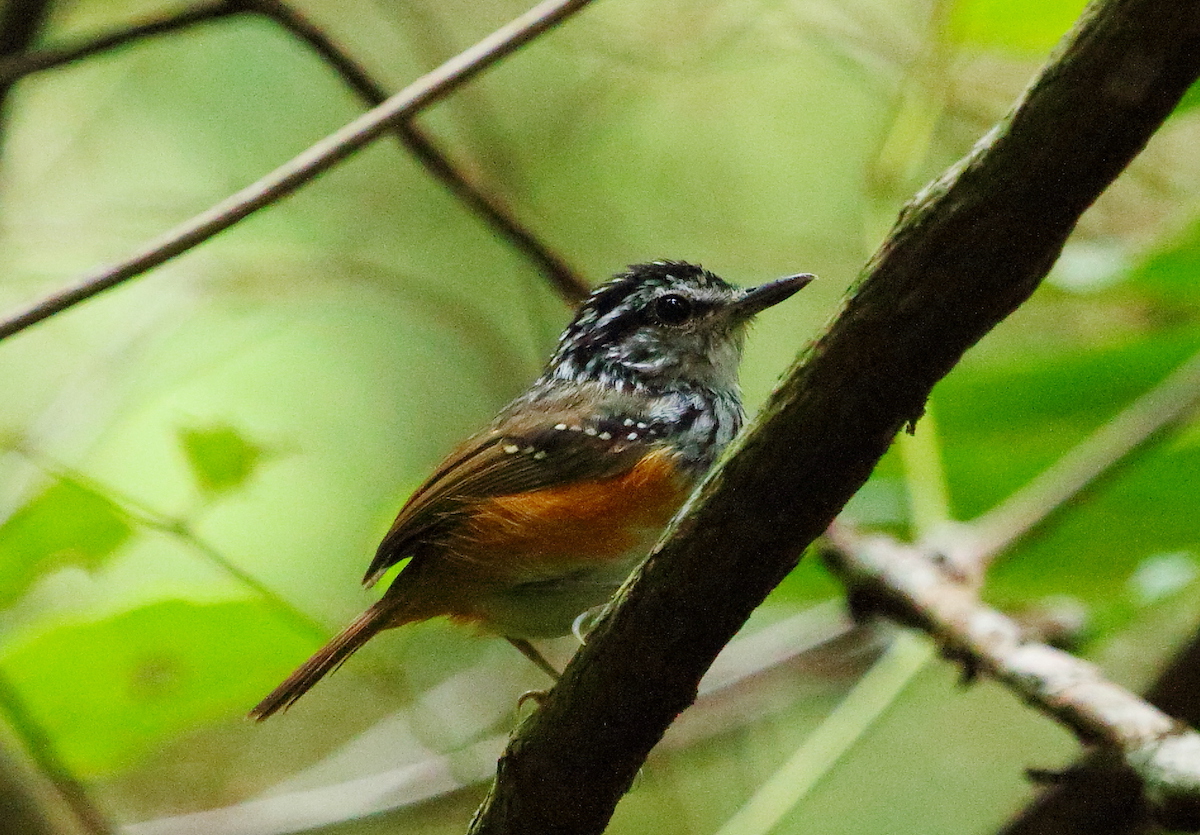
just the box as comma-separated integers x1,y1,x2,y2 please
1175,81,1200,117
0,599,317,776
947,0,1087,53
0,481,132,606
1128,215,1200,308
939,334,1200,518
936,335,1200,622
178,424,268,496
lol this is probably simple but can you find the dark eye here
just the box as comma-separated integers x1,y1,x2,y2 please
652,293,693,326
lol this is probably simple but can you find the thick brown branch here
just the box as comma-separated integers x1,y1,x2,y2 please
0,0,596,343
467,1,1200,832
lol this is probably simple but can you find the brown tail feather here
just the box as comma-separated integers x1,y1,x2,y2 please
250,604,389,720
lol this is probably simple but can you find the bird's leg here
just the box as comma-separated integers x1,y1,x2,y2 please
505,637,560,680
506,637,560,710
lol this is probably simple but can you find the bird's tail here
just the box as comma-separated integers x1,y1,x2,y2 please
250,603,389,721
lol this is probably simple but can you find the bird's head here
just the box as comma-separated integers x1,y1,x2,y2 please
545,261,813,393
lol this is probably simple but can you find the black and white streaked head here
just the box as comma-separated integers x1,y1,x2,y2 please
541,261,813,395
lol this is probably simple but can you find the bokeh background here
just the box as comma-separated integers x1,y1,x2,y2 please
1,0,1200,833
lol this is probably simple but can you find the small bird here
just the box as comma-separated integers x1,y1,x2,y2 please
251,261,811,719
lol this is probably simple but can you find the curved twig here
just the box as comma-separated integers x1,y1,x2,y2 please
0,1,237,85
243,0,589,303
0,0,596,342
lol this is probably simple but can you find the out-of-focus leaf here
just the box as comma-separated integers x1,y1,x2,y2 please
0,481,133,606
947,0,1087,53
0,599,317,776
939,335,1200,517
1175,81,1200,117
1128,215,1200,308
936,336,1200,624
178,424,268,496
1129,551,1199,605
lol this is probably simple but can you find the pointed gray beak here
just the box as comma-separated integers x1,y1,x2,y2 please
728,272,815,321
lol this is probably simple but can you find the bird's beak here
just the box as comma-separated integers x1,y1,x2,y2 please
728,272,815,321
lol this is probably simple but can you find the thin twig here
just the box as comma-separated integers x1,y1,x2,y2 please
243,0,590,304
0,0,590,304
0,0,596,342
823,525,1200,830
812,345,1200,829
0,1,238,85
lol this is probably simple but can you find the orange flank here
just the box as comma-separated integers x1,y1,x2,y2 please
459,447,691,575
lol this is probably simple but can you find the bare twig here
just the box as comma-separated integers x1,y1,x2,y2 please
0,0,596,342
0,2,237,85
243,0,590,304
0,0,590,304
823,527,1200,830
466,0,1200,831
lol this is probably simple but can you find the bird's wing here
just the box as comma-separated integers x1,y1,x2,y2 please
363,387,664,585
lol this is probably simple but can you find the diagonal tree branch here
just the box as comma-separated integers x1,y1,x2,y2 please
0,0,596,343
0,0,588,303
243,0,589,303
823,525,1200,831
0,2,237,85
715,341,1200,835
466,0,1200,832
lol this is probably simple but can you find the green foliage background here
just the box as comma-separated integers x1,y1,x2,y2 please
0,0,1198,832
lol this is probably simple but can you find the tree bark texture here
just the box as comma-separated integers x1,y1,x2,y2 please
468,0,1200,832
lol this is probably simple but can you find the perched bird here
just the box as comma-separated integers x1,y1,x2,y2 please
251,261,811,719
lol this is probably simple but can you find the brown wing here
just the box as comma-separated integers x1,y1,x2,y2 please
362,385,663,586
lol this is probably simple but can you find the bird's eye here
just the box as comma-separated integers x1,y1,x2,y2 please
652,294,693,326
